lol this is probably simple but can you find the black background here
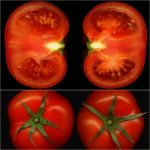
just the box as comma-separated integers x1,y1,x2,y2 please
1,90,150,149
1,0,149,89
1,0,150,149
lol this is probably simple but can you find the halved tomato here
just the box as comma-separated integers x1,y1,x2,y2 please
5,2,69,88
83,2,147,88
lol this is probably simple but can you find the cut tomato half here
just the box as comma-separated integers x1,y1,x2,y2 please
5,2,69,88
83,2,147,88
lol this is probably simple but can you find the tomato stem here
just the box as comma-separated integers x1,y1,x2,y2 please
33,117,40,123
107,119,113,126
83,96,146,149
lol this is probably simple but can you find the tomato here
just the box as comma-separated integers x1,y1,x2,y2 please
77,90,145,149
83,2,147,88
5,2,69,88
8,91,74,149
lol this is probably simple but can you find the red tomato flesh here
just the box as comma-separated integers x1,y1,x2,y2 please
5,2,69,88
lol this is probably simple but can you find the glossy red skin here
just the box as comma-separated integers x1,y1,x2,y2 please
5,2,69,88
8,91,74,149
83,2,147,88
77,91,144,149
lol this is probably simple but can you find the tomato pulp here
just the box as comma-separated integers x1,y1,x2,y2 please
83,2,147,88
77,90,145,149
5,2,69,88
8,91,74,149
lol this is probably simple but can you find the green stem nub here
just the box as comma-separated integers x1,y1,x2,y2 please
33,117,40,123
107,119,113,126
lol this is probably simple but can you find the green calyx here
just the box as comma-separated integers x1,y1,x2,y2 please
15,92,58,147
83,96,147,149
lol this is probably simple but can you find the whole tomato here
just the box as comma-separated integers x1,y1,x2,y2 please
77,90,146,149
5,2,69,88
8,90,74,149
83,2,147,88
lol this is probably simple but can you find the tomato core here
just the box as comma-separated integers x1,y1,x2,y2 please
87,41,106,50
45,41,65,51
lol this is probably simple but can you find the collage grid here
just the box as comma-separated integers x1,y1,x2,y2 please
1,0,150,149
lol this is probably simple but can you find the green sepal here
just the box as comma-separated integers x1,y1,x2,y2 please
83,102,106,122
115,112,147,123
41,118,59,129
115,124,134,144
108,96,117,116
37,124,55,144
109,127,121,149
22,102,34,117
16,120,33,136
90,126,106,143
37,91,48,116
29,125,37,148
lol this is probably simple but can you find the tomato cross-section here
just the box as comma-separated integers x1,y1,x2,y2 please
83,2,147,88
5,2,69,88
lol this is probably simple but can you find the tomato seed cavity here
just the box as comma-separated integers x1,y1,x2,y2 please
92,9,137,36
17,58,57,82
93,58,135,80
19,8,59,30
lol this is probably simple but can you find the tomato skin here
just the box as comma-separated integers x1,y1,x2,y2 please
8,91,74,149
5,2,69,88
83,2,147,88
77,90,144,149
